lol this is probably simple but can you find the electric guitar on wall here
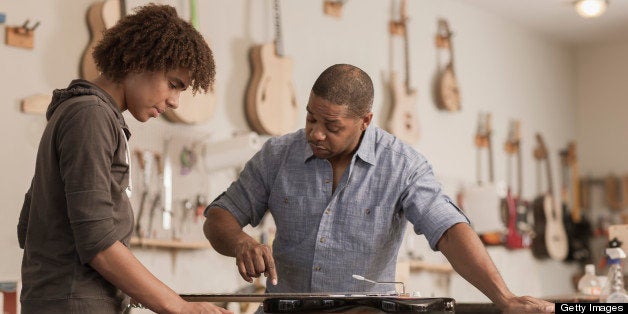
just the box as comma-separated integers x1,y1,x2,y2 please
460,112,505,245
530,133,568,261
502,120,530,249
81,0,125,80
162,0,217,125
245,0,298,136
561,142,593,263
386,0,420,144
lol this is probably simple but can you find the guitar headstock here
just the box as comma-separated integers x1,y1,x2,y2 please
533,133,548,161
504,120,520,154
474,112,492,148
389,0,407,36
323,0,348,19
567,142,577,166
435,18,453,48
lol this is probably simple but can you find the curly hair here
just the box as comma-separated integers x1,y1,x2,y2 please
93,4,215,93
311,64,374,118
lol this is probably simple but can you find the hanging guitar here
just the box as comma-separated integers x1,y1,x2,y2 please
501,120,530,249
561,142,592,263
81,0,125,80
245,0,298,136
162,0,217,125
434,19,460,112
530,133,568,261
323,0,349,19
386,0,420,144
460,112,505,245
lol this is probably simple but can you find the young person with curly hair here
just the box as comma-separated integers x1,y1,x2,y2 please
18,4,230,314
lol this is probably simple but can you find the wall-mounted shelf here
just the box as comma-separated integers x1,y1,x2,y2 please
130,237,212,250
408,260,453,274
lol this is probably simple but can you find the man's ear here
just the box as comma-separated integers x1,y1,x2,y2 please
361,112,373,131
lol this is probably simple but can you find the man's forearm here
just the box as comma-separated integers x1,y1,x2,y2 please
436,223,515,308
204,207,256,257
89,241,185,314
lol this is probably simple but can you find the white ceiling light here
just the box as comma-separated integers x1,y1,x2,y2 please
574,0,609,19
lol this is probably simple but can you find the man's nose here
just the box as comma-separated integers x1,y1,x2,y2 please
167,90,181,110
310,125,326,141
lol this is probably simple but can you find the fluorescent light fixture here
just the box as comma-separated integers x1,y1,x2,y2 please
574,0,609,19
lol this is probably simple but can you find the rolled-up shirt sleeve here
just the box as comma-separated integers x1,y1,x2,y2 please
58,105,119,264
206,139,275,228
401,158,470,250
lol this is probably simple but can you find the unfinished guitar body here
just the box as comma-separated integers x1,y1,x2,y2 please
81,0,122,80
81,2,106,80
437,65,460,112
388,72,419,144
246,43,298,136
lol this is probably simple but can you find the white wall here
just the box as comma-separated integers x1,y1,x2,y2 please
1,0,593,306
576,42,628,176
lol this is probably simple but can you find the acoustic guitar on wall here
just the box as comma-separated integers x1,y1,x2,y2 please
434,19,460,112
245,0,298,136
162,0,217,125
386,0,420,144
530,133,568,261
80,0,125,80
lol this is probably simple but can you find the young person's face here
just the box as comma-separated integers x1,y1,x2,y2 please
305,92,372,163
122,68,190,122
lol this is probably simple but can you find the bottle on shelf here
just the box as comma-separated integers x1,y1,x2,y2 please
601,237,628,303
578,264,602,295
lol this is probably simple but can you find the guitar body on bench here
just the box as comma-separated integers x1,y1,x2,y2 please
246,42,298,136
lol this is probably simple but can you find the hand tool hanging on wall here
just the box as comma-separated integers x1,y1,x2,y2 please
133,150,155,239
162,139,173,231
6,19,40,49
146,153,162,238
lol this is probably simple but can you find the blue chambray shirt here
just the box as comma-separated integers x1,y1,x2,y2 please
208,125,469,293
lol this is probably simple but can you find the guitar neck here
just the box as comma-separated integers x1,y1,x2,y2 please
121,0,126,17
189,0,198,29
516,144,523,197
571,159,581,222
401,0,411,92
180,293,408,303
273,0,285,56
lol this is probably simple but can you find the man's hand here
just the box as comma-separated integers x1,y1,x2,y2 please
234,237,278,285
499,296,554,314
176,301,233,314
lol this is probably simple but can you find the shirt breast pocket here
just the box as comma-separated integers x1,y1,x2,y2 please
340,203,400,253
268,195,311,245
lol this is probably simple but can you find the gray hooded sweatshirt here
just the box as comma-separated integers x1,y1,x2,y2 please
18,79,133,313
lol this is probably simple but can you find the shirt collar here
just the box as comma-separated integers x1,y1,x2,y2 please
302,125,376,166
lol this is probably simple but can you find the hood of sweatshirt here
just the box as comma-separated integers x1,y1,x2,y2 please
47,79,130,139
